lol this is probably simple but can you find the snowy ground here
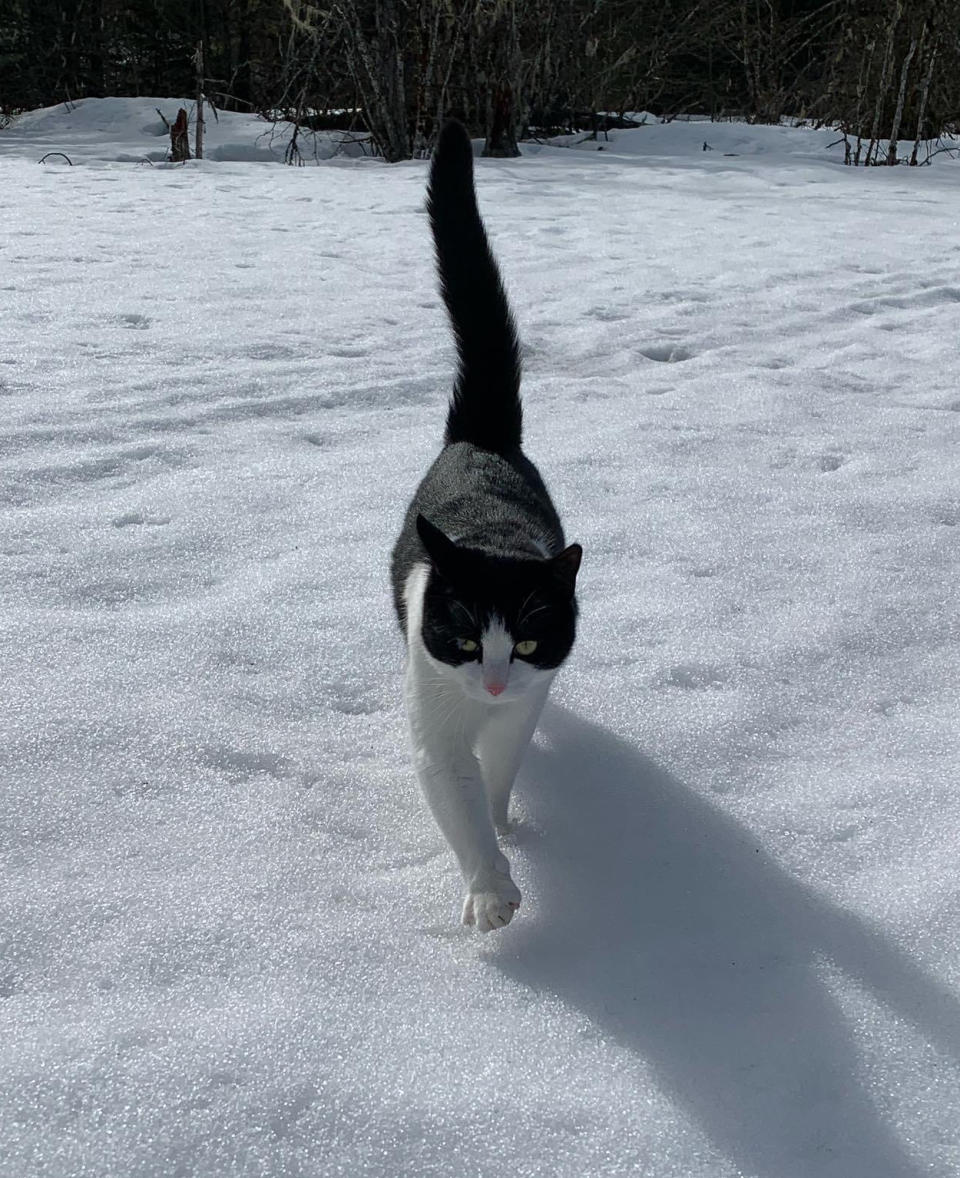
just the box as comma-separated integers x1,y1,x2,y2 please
3,97,960,1177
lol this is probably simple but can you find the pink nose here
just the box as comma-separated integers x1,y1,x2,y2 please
486,683,506,696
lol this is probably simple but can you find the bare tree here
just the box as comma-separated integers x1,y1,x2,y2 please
886,22,919,164
6,0,960,167
194,40,205,160
910,27,939,165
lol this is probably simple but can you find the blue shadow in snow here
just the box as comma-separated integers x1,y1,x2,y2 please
494,706,960,1178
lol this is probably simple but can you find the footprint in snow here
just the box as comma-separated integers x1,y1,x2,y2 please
654,663,729,690
587,306,630,322
851,286,960,315
639,343,696,363
111,512,170,528
332,696,382,716
243,343,298,361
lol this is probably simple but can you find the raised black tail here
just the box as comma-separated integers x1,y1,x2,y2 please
427,120,522,454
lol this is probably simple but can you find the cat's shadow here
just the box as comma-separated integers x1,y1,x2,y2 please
493,706,960,1178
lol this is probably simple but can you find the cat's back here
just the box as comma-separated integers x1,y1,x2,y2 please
415,441,563,549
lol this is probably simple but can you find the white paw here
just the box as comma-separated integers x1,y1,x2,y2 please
462,877,521,933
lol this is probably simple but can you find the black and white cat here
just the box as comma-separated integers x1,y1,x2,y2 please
391,120,582,932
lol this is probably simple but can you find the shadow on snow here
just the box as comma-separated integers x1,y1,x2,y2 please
494,705,959,1178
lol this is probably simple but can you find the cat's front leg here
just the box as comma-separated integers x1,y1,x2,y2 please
412,748,521,931
477,676,553,834
407,683,521,931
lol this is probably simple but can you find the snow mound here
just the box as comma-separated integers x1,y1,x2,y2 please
0,96,362,166
541,114,960,171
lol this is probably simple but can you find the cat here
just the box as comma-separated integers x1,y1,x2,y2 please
390,120,582,932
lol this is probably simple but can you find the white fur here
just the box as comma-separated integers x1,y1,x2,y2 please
402,563,553,931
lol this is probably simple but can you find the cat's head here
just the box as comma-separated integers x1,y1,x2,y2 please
415,514,581,702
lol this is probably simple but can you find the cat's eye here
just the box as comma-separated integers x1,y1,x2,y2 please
514,640,538,657
457,638,479,652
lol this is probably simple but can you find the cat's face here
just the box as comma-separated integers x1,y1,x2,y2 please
416,515,581,703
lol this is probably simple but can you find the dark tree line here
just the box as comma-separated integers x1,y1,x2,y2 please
2,1,959,163
0,1,282,115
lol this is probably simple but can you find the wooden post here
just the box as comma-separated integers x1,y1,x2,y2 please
171,107,191,161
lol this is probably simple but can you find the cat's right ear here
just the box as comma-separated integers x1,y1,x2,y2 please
416,514,460,572
550,543,582,592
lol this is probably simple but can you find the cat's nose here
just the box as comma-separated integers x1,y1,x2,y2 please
482,657,510,696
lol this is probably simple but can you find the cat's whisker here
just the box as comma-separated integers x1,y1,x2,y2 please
454,603,481,633
518,602,550,628
432,694,463,730
516,589,539,622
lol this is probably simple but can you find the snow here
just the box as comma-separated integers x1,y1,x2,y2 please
0,96,367,165
3,96,960,1176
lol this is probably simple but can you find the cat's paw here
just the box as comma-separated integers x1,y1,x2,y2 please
462,877,521,933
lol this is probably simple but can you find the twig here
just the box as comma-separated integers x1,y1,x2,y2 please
285,121,303,165
206,90,253,111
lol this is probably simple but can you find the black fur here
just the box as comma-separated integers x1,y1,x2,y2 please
391,119,581,661
427,120,523,454
415,515,579,670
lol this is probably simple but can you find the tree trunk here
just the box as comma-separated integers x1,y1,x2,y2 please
865,1,902,166
887,32,918,165
910,32,938,165
195,42,205,160
340,0,410,161
483,83,519,157
481,0,522,158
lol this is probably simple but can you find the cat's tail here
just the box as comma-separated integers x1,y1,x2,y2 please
427,119,523,455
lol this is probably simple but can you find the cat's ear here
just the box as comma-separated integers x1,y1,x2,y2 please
416,514,460,571
550,543,582,592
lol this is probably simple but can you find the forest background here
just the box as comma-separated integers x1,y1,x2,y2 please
1,1,955,163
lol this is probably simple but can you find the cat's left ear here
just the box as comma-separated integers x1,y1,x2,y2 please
416,514,460,572
550,543,582,592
